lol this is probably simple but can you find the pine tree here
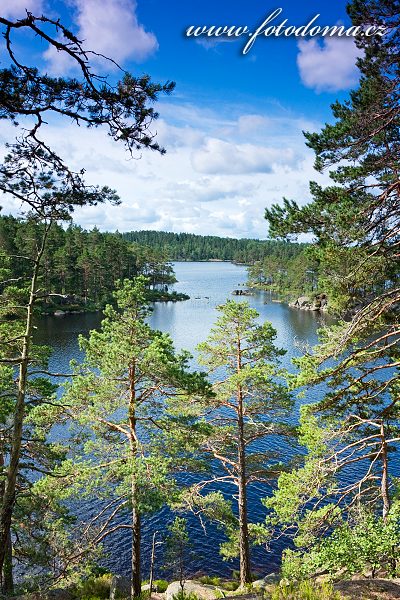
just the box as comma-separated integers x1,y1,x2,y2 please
194,300,292,587
164,517,192,595
264,0,400,579
61,277,210,599
0,8,175,577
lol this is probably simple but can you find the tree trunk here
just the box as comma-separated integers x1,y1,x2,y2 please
0,227,49,573
237,414,251,586
0,445,13,594
149,531,157,599
380,421,390,521
3,532,13,594
131,497,141,599
237,383,251,586
129,363,141,599
235,332,251,588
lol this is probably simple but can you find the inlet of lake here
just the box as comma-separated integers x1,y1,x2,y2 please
35,262,330,580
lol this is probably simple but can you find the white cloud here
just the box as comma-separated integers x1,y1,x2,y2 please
44,0,158,74
1,0,43,18
237,114,269,135
297,36,362,93
191,138,298,175
165,178,260,203
0,102,330,238
153,119,203,150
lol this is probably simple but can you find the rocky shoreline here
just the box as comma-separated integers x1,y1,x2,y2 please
43,292,190,317
288,293,328,312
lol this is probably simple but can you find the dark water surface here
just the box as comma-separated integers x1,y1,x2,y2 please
35,262,328,579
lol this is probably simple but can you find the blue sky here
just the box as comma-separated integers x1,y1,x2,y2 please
2,0,362,238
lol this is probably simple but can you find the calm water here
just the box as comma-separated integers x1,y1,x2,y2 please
35,262,329,579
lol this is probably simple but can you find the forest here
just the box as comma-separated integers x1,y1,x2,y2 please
0,217,185,311
123,230,305,264
0,2,399,600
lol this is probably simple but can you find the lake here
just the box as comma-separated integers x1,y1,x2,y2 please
35,262,329,580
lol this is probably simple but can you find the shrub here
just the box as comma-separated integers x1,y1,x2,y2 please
172,592,199,600
154,579,169,593
74,573,112,600
198,576,221,586
220,581,239,592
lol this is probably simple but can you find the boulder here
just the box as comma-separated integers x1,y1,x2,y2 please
252,580,264,589
165,580,218,600
296,296,310,308
141,583,158,592
110,575,130,600
252,573,280,588
334,578,400,599
54,310,66,316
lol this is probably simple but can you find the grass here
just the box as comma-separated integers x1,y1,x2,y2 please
268,580,343,600
198,576,222,586
197,576,240,592
172,592,199,600
73,573,112,600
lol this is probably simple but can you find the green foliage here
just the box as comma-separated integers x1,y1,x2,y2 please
73,574,112,600
0,216,179,311
0,276,82,587
269,580,341,600
248,249,318,300
265,2,399,316
0,8,175,593
164,517,192,588
154,580,169,593
265,390,400,552
281,502,400,580
123,230,304,264
166,517,190,547
171,592,199,600
220,581,239,591
198,576,221,586
263,1,400,584
198,576,239,591
58,278,210,588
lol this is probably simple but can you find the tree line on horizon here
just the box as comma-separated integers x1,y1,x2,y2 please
0,1,399,599
123,230,305,264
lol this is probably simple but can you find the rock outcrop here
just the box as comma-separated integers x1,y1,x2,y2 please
334,578,400,599
110,575,130,600
165,580,220,600
289,294,328,312
252,573,280,588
